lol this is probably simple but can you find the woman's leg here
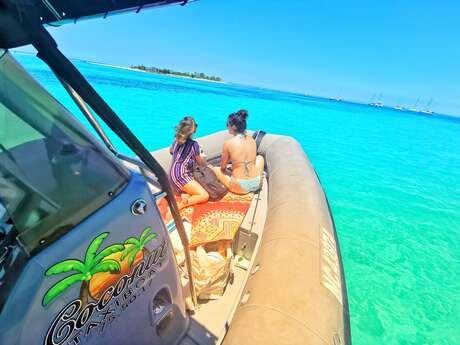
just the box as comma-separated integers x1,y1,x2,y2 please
179,180,209,209
255,155,265,176
255,155,265,189
211,166,232,189
212,167,246,194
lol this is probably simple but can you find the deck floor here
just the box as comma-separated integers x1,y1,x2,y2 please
122,159,268,345
186,177,268,345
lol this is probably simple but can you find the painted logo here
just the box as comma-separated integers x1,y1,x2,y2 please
42,227,167,345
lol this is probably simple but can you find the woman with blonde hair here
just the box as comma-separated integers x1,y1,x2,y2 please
169,116,208,209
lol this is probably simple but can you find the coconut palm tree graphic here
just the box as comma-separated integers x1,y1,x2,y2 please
84,227,159,300
42,232,124,307
121,226,157,267
84,227,157,300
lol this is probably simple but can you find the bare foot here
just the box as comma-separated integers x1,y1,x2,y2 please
178,197,190,210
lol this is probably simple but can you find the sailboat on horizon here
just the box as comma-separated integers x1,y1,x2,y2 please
421,98,434,115
393,98,405,111
369,93,383,107
408,96,421,112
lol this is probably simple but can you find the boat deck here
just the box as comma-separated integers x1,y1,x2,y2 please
186,176,267,345
122,158,268,345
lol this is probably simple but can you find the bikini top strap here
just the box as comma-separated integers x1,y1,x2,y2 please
243,160,250,176
232,159,255,176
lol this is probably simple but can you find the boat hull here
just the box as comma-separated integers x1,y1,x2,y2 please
153,131,351,345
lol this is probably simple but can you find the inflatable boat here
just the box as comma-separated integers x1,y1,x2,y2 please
0,1,350,344
152,131,351,345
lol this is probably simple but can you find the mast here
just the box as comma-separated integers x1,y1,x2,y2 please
425,98,433,110
422,98,434,114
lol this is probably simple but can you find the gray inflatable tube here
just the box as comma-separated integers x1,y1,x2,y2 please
153,131,351,345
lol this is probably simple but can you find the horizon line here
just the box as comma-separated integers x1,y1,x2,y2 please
10,49,460,119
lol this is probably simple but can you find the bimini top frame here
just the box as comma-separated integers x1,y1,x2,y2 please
0,0,197,305
0,0,192,49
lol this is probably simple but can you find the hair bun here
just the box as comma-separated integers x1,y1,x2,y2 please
237,109,248,120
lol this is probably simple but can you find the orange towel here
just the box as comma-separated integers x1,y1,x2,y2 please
185,192,254,248
157,192,254,248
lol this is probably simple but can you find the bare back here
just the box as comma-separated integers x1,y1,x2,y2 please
222,134,258,179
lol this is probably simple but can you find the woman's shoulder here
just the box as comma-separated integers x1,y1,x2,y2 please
223,137,236,148
188,138,200,147
246,134,256,143
188,139,200,152
183,138,197,145
227,134,254,144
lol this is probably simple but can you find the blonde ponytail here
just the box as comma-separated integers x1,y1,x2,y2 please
175,116,197,145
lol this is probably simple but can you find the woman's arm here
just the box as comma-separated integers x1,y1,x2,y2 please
196,154,207,166
192,141,207,166
220,141,229,172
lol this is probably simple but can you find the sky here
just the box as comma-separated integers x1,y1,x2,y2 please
13,0,460,116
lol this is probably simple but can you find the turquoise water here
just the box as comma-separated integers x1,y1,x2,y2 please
14,53,460,344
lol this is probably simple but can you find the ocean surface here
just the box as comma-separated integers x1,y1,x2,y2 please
13,52,460,345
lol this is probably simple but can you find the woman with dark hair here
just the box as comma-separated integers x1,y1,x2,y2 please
169,116,208,209
212,110,264,194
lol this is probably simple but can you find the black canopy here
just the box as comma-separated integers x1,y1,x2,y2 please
0,0,189,48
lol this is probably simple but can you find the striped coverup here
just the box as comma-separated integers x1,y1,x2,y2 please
169,139,200,192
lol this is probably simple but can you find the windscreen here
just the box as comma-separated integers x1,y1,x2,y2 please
0,51,129,254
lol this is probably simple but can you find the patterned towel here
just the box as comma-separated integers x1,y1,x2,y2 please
185,192,254,248
157,193,254,247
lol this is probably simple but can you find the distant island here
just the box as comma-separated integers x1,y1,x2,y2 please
130,65,223,82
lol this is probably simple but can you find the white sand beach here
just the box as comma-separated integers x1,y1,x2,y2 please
89,61,225,84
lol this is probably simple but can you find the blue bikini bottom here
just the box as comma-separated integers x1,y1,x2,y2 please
230,175,261,194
